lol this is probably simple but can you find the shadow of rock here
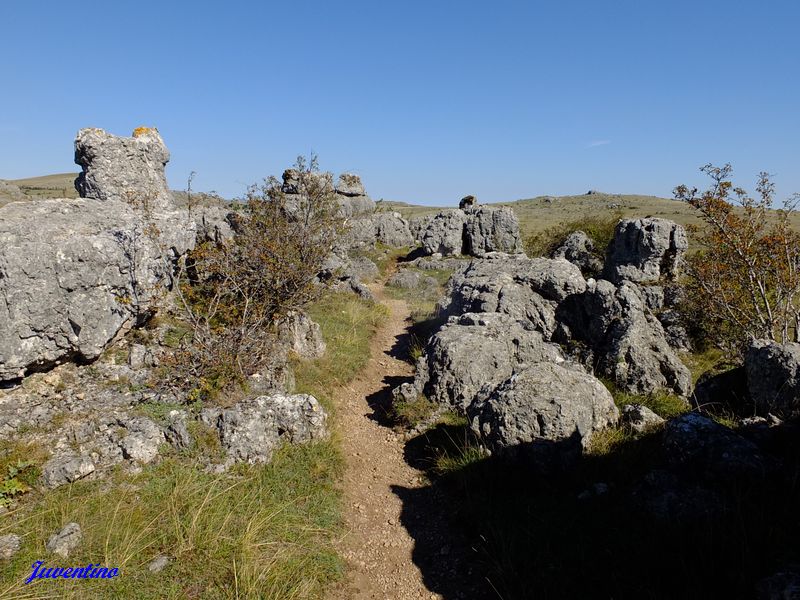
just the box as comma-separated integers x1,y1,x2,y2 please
393,418,800,600
364,374,412,427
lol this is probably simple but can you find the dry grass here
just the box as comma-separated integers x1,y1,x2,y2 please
0,292,388,599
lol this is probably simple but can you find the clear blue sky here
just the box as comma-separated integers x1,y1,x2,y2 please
2,0,798,205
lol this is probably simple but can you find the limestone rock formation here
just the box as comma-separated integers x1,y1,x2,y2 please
0,127,212,382
604,217,688,284
280,311,326,359
421,209,468,256
439,255,586,339
0,197,195,382
335,173,367,197
621,404,665,433
334,173,375,217
419,206,523,257
413,312,565,412
746,340,800,418
41,455,96,489
74,127,174,211
118,416,165,463
552,230,603,275
557,280,692,396
343,212,414,249
202,394,328,466
408,214,434,243
462,206,523,256
468,363,619,453
372,212,414,247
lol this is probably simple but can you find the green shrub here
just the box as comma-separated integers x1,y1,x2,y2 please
523,212,622,269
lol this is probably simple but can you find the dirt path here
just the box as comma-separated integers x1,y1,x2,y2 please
327,284,451,600
328,284,435,599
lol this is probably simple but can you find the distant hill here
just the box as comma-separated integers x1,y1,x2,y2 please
384,191,800,240
8,173,79,199
7,176,798,240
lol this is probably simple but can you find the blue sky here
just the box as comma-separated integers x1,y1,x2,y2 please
1,0,798,205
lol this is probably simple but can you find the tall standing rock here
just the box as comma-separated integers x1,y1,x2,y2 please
463,206,523,256
605,218,688,284
334,173,375,217
74,127,174,211
0,128,196,382
421,209,468,255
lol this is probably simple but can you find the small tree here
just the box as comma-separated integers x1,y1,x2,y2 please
674,164,800,349
171,154,344,399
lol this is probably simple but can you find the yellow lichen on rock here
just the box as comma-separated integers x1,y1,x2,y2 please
132,126,157,137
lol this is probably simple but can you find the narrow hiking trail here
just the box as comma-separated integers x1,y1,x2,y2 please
328,284,484,600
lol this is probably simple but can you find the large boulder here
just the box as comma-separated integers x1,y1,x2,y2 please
372,212,414,247
419,206,524,258
279,311,326,359
459,195,478,210
468,363,619,454
746,340,800,418
335,173,366,197
663,413,773,481
439,256,586,338
557,280,692,397
334,174,374,217
552,230,603,275
202,394,328,466
604,218,688,284
0,198,195,382
421,209,468,256
415,312,565,412
74,127,174,211
344,212,414,249
462,206,523,256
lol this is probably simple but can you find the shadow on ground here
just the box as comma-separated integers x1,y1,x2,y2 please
391,419,800,600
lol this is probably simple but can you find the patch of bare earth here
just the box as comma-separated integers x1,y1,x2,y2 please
328,284,487,600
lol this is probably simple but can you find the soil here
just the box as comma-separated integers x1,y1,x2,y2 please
327,284,488,600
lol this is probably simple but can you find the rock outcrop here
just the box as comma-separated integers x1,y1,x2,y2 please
335,173,366,197
462,206,523,256
459,195,478,210
334,173,375,217
280,311,326,359
343,212,414,249
409,312,564,412
468,363,619,454
620,403,665,433
0,197,195,382
74,127,174,211
420,205,523,257
202,394,328,466
746,340,800,418
439,255,586,339
557,280,692,397
604,218,688,284
0,127,208,383
552,230,603,275
421,209,468,256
